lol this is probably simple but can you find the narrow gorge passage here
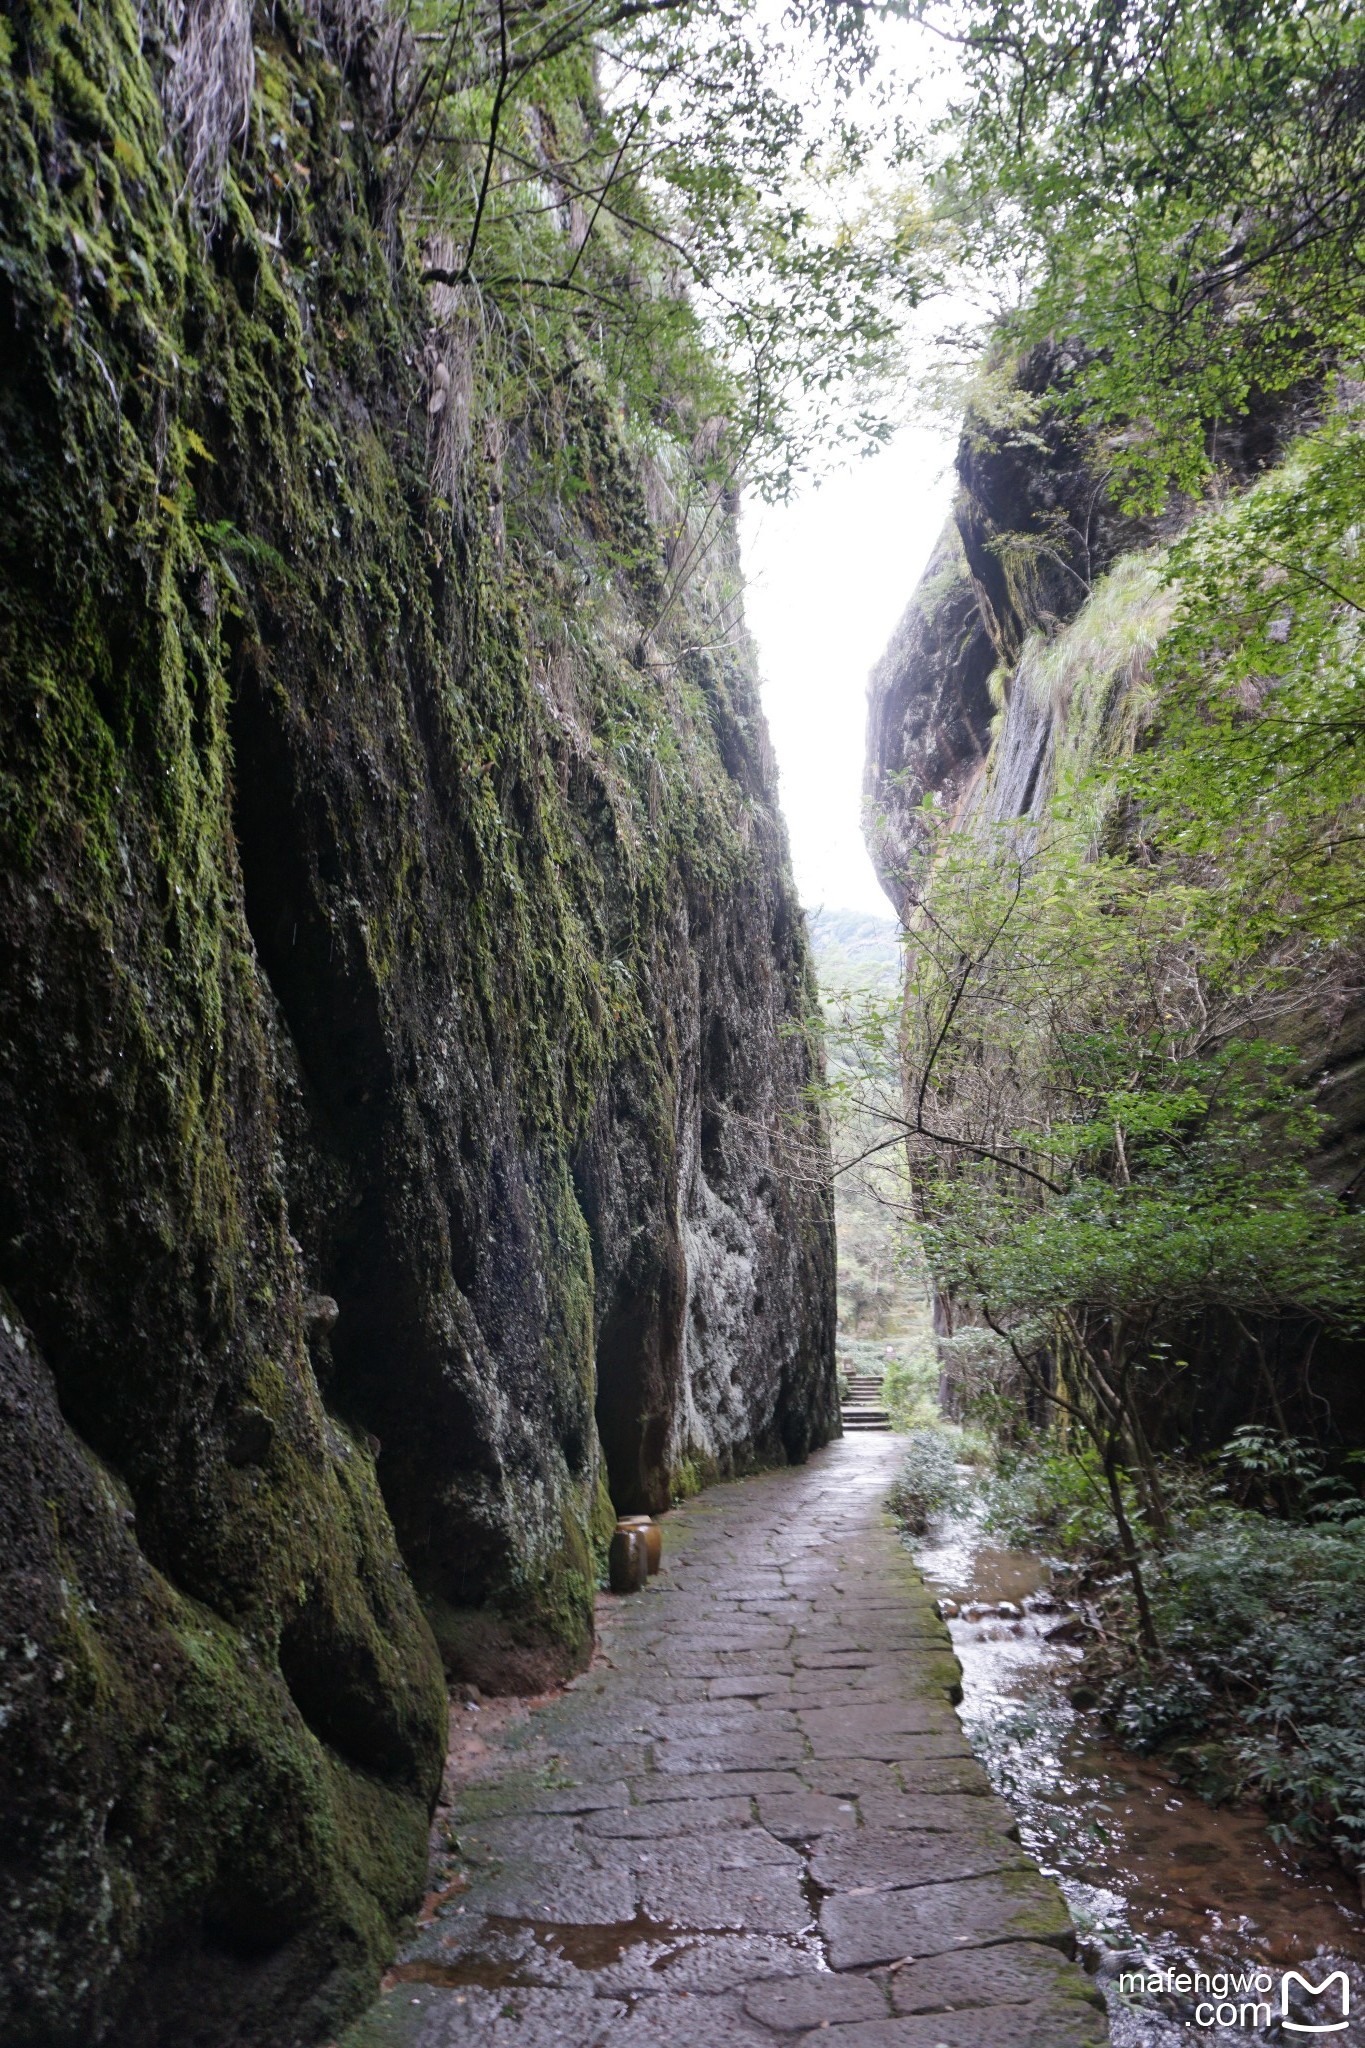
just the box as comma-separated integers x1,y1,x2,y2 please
345,1438,1107,2048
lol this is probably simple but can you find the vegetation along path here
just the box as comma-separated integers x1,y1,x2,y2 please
344,1438,1107,2048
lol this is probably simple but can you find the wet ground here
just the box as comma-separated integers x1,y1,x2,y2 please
915,1496,1365,2043
341,1435,1107,2048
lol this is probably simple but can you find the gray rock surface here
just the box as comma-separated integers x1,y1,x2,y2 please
863,523,996,913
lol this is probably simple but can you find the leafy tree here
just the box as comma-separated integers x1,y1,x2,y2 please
839,0,1365,1655
809,909,931,1349
395,0,936,541
924,0,1365,499
830,788,1365,1647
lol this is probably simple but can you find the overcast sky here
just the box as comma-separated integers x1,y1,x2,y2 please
729,4,969,921
741,419,958,919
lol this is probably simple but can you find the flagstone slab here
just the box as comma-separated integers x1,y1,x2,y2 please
755,1790,861,1839
888,1939,1108,2015
820,1871,1078,1970
808,1826,1030,1893
743,1975,891,2030
791,2002,1108,2048
581,1796,755,1839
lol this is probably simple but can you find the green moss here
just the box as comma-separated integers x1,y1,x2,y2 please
1019,551,1173,777
670,1456,712,1502
1,2,448,2032
0,0,829,2030
589,1471,618,1578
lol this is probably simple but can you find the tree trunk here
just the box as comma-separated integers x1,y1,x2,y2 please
1102,1429,1161,1655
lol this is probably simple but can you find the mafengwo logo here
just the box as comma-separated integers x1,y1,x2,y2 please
1281,1969,1351,2035
1119,1964,1352,2032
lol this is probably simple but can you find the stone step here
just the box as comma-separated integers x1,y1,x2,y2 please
841,1406,892,1432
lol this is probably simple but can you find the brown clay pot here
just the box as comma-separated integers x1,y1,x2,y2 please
618,1515,662,1574
608,1526,648,1593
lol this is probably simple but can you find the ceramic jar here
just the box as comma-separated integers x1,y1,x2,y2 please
617,1515,662,1574
608,1525,648,1593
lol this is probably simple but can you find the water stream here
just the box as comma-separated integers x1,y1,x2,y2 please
912,1494,1365,2043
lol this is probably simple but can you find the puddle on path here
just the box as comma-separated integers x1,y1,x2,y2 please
384,1914,686,1989
386,1910,827,1996
914,1495,1365,2043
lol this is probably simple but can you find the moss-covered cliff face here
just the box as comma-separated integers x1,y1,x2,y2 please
0,0,836,2039
865,348,1314,912
863,359,1364,1444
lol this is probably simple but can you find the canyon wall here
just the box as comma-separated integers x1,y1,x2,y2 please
0,2,836,2040
864,351,1363,1442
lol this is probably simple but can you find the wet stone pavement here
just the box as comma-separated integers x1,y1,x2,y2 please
342,1437,1108,2048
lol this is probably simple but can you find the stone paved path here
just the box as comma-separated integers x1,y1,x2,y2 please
343,1436,1108,2048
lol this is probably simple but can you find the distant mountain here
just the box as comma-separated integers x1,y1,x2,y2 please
806,906,902,989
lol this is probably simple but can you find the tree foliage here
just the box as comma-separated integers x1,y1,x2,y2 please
837,0,1365,1647
1130,413,1365,954
398,0,934,518
905,799,1364,1634
927,0,1365,498
829,747,1365,1640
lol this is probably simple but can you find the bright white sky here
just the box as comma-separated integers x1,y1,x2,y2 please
726,6,969,920
741,419,958,917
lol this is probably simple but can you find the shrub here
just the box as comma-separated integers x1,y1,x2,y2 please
1108,1664,1216,1753
981,1440,1129,1555
882,1345,942,1430
971,1434,1365,1863
888,1431,963,1534
1107,1513,1365,1861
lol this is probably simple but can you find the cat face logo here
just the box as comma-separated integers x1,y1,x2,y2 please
1282,1968,1350,2034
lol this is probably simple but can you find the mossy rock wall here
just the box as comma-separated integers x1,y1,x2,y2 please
863,354,1363,1446
0,0,836,2040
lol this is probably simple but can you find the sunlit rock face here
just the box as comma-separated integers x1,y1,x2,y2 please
864,343,1176,910
863,521,997,914
0,0,835,2038
575,854,837,1527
